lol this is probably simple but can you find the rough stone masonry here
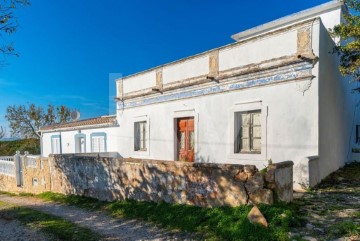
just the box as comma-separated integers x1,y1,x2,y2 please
48,154,293,207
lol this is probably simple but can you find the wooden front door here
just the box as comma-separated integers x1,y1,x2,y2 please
177,117,195,162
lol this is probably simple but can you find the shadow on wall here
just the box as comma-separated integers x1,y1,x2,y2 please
49,154,293,207
293,156,320,191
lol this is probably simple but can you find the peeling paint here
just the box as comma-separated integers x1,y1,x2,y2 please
120,62,313,109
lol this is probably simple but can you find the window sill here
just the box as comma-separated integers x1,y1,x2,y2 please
236,151,261,155
132,149,150,158
134,149,147,152
228,152,264,161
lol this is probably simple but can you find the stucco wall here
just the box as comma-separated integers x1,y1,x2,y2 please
112,18,323,189
116,78,318,184
49,154,293,207
119,23,300,98
317,19,358,184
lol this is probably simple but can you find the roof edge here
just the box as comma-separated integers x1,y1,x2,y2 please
39,123,119,133
38,115,117,132
231,1,344,42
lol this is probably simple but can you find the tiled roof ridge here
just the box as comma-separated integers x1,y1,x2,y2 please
39,115,117,131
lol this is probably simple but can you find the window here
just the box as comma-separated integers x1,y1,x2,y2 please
134,121,147,151
90,133,107,152
75,134,86,153
51,135,61,154
234,110,261,153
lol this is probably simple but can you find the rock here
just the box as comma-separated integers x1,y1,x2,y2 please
336,177,344,181
249,189,273,205
314,228,324,234
245,173,264,194
265,168,275,183
235,171,248,182
302,236,317,241
247,206,268,228
244,165,257,175
305,223,314,230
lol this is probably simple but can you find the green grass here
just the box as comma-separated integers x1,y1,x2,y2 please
0,191,18,196
337,220,359,236
328,220,360,239
37,192,301,241
0,201,102,241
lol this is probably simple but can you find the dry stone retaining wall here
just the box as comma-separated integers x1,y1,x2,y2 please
49,154,293,207
0,153,293,207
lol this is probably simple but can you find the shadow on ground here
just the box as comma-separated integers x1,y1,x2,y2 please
291,162,360,241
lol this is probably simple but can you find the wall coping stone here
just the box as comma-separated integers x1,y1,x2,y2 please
269,161,294,169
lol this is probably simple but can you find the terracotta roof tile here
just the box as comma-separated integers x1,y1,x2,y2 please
39,115,117,131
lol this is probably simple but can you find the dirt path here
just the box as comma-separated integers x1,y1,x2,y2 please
0,201,49,241
0,194,191,241
290,163,360,241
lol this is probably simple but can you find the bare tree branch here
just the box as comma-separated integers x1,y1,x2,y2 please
0,0,29,62
5,104,72,139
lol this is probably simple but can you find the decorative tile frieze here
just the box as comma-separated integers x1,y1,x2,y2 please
118,62,313,109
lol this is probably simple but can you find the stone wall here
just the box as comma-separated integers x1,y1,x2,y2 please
49,154,293,207
0,155,51,194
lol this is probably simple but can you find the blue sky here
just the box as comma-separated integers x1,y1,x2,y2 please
0,0,330,137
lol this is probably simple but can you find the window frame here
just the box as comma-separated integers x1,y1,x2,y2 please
90,132,107,153
132,115,150,157
51,135,62,154
74,133,86,153
134,121,147,151
228,101,267,161
234,110,262,154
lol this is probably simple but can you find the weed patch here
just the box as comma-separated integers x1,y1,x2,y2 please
36,192,300,241
0,201,102,241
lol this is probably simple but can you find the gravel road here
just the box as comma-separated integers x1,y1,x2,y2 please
0,201,49,241
0,195,193,241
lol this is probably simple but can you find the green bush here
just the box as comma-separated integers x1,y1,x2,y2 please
0,138,40,156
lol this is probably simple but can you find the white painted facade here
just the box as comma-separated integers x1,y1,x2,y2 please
40,117,120,158
40,1,359,189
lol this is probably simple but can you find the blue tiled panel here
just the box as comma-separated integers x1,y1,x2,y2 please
119,62,313,109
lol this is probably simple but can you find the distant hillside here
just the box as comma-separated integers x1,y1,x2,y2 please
0,139,40,156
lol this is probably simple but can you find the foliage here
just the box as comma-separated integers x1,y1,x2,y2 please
0,0,29,62
0,201,102,241
331,0,360,82
0,138,40,155
5,104,71,138
0,126,5,139
37,192,301,241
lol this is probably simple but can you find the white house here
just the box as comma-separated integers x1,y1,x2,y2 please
39,115,119,156
39,1,359,190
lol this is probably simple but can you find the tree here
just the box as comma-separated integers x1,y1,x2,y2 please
0,0,29,62
331,0,360,82
0,126,5,139
5,104,72,139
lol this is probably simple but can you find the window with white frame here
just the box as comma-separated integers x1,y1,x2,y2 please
234,110,261,153
51,135,61,154
75,134,86,153
91,133,106,152
134,121,147,151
